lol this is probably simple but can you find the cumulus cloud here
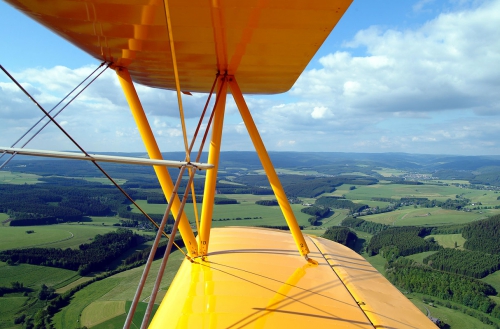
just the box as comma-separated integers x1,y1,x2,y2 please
1,0,499,155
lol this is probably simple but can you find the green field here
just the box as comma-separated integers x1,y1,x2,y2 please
345,182,497,203
81,300,126,327
373,169,405,177
409,295,496,329
361,207,488,226
52,249,185,329
482,271,500,295
91,302,159,329
0,297,29,329
129,198,312,228
0,213,9,222
0,223,121,251
0,262,79,289
363,254,387,275
405,251,438,264
428,234,466,249
0,171,41,184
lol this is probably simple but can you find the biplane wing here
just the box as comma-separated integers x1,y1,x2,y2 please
3,0,437,328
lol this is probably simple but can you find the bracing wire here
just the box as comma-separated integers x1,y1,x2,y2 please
0,63,109,169
162,0,190,161
0,62,105,162
0,65,186,256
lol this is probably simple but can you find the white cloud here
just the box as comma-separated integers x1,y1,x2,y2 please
1,1,499,155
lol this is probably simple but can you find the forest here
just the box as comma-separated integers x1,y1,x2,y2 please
367,226,440,257
386,258,497,314
340,217,389,234
462,214,500,254
321,226,358,248
423,249,500,279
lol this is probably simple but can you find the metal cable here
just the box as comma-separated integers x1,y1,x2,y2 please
0,62,105,161
0,63,190,254
0,63,109,169
162,0,190,160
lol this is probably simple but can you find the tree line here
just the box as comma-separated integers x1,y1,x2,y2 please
0,229,148,275
315,196,368,213
341,217,389,234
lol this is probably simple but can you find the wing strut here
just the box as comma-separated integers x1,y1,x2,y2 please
116,67,199,258
198,75,228,256
228,76,313,260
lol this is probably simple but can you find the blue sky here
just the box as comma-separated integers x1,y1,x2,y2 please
1,0,499,155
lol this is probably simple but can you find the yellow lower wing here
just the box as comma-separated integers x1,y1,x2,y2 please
150,227,436,328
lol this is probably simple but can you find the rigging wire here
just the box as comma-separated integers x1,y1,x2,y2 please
0,62,105,161
0,65,186,255
162,0,190,161
0,63,109,169
140,75,228,327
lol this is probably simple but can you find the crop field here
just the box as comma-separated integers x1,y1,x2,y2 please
52,249,185,329
0,261,78,288
361,207,488,226
56,276,95,294
81,300,126,327
0,171,41,184
92,302,159,329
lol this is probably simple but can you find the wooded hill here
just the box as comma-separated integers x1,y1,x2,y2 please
462,214,500,254
423,249,500,279
367,227,440,257
386,258,497,314
321,227,358,249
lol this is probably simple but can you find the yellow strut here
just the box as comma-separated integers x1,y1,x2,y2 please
228,76,310,257
198,76,228,256
115,67,199,258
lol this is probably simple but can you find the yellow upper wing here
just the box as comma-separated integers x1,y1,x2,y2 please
6,0,351,94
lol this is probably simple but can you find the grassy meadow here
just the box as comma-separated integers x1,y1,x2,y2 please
0,223,120,250
0,171,41,184
52,250,185,329
361,207,490,226
409,295,496,329
428,234,466,249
